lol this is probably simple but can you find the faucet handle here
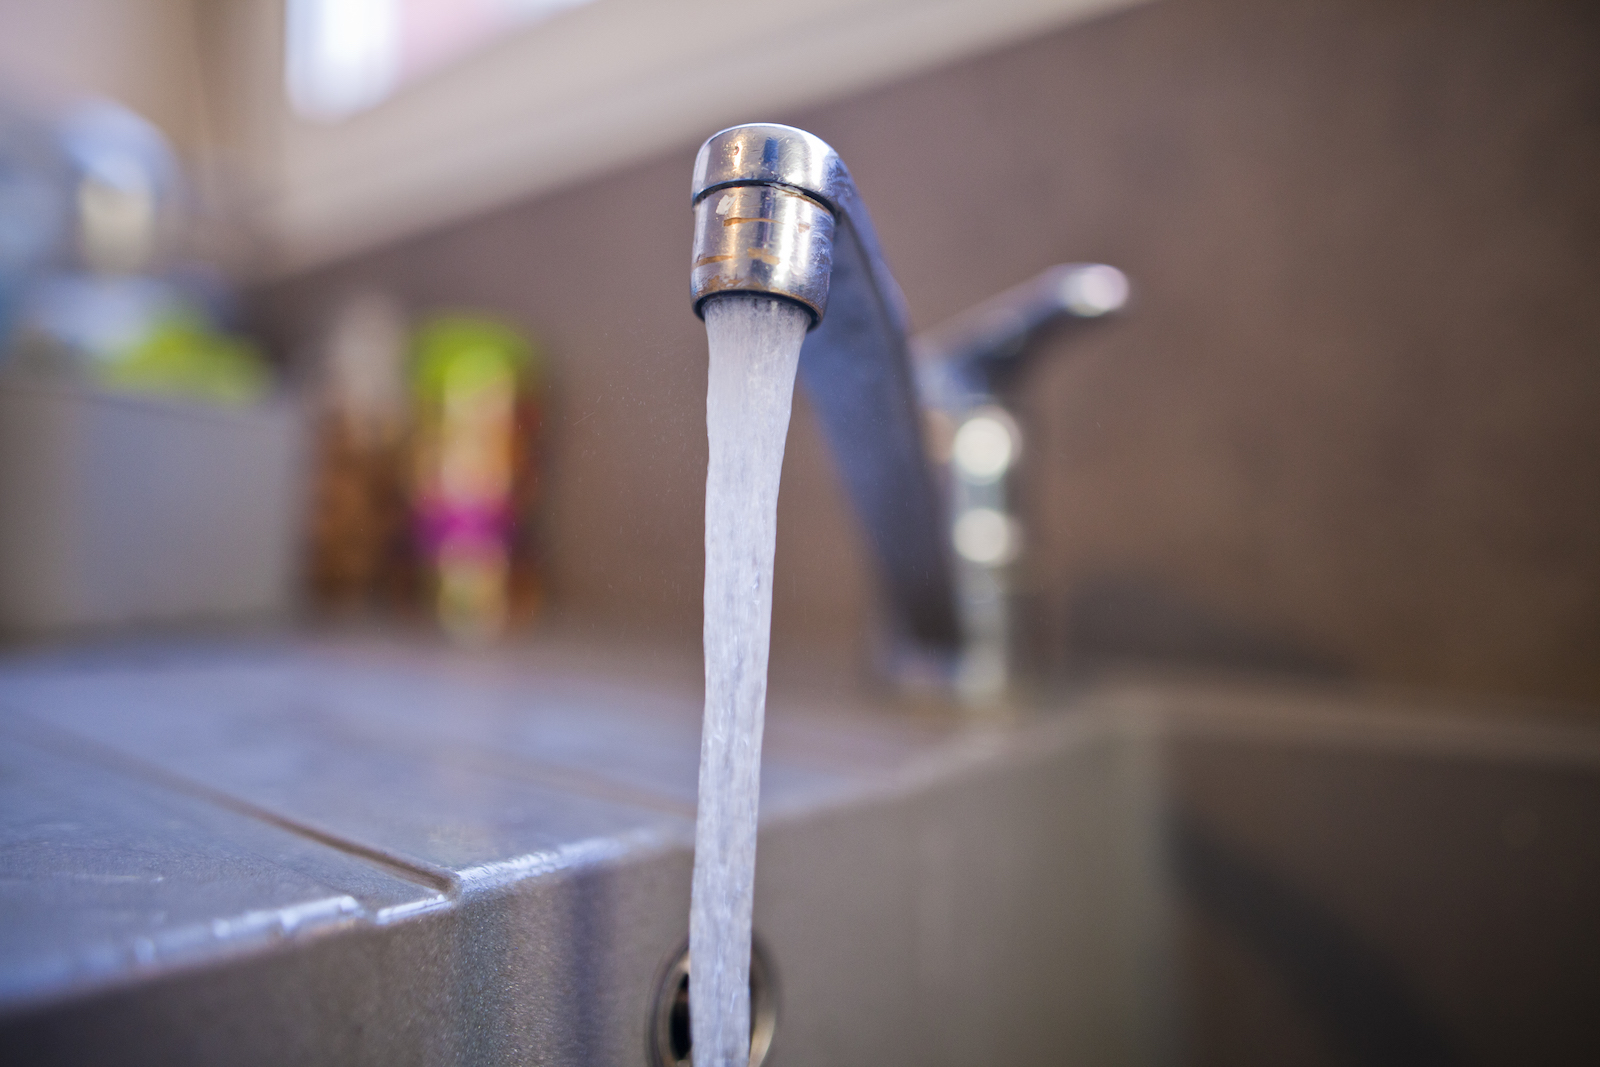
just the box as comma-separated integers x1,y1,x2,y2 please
914,263,1131,408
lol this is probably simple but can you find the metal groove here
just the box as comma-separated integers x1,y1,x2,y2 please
5,713,457,895
278,699,700,819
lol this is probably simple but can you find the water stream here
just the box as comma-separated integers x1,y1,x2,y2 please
691,294,810,1067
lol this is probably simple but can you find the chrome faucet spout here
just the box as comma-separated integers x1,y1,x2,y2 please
691,123,962,669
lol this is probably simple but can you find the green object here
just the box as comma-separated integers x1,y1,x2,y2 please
97,312,271,406
411,315,538,398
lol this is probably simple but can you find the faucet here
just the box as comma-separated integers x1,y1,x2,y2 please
690,123,1127,696
691,123,961,681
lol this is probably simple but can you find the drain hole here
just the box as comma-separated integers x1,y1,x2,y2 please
649,939,776,1067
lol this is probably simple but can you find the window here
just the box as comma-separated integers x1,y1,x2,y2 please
286,0,594,120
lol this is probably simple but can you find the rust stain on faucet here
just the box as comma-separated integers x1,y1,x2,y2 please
695,248,779,269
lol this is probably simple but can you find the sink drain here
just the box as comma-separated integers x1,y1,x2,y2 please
648,939,777,1067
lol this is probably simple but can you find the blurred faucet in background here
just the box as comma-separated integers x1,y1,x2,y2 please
0,94,270,403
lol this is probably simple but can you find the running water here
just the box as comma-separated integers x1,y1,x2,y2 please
691,294,810,1067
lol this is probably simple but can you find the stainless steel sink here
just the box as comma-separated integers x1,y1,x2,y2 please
0,641,1595,1065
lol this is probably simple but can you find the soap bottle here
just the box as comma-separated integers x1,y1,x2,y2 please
306,290,412,614
409,314,543,643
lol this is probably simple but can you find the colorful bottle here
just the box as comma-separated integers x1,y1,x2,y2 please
410,315,543,642
307,291,410,614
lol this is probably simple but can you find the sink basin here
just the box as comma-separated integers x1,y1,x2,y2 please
0,641,1595,1065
